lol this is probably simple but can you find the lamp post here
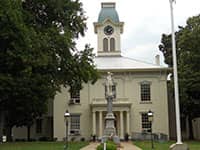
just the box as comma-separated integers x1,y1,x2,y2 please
64,110,70,150
148,110,154,150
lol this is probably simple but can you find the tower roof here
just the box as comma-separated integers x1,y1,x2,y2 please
98,3,119,23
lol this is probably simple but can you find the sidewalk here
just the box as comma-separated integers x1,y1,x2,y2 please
121,142,142,150
80,142,142,150
80,142,99,150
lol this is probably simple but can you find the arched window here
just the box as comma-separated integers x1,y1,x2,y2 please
110,38,115,51
103,38,108,52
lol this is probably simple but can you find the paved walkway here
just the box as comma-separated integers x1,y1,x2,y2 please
80,142,142,150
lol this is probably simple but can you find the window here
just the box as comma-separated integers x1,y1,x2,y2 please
70,89,80,104
36,119,42,133
70,114,80,135
141,113,151,132
140,81,151,101
105,84,116,99
110,38,115,51
103,38,108,51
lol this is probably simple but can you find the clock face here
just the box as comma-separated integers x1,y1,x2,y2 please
104,25,114,35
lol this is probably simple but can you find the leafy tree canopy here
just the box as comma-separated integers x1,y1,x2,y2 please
0,0,99,140
159,14,200,139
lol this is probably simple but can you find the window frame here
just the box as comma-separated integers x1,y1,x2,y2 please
103,38,108,52
70,88,80,104
70,114,81,135
140,81,151,102
110,38,115,51
141,113,152,132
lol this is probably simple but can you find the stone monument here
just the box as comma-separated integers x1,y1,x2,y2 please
102,72,120,144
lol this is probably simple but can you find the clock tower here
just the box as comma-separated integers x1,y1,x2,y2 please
94,2,124,56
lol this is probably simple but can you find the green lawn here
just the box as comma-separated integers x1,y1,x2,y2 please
0,142,89,150
134,141,200,150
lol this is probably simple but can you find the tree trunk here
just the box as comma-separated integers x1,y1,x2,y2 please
188,115,194,140
5,126,12,142
27,125,31,141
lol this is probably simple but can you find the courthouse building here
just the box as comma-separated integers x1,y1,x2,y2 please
53,2,169,141
11,2,170,141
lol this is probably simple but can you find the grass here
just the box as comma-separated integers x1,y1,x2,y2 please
133,141,200,150
0,141,89,150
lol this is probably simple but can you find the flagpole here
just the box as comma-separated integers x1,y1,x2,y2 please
169,0,182,144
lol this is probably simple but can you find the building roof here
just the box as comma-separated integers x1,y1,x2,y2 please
94,56,168,71
98,3,119,23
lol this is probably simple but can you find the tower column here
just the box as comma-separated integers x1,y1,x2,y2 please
120,111,124,139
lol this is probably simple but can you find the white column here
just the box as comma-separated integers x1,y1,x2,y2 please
126,111,130,135
120,111,124,139
92,111,96,135
99,111,103,137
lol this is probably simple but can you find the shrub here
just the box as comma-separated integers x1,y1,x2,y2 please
38,136,50,141
71,137,76,141
15,138,26,142
96,141,117,150
124,133,129,141
80,137,85,142
91,134,96,142
29,138,36,142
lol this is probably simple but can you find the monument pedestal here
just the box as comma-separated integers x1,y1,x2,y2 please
104,113,116,136
102,112,120,144
101,135,120,144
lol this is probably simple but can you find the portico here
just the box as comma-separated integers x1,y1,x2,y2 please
91,98,131,139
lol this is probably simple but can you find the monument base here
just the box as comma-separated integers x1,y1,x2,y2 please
104,127,116,136
104,112,116,136
169,143,189,150
101,135,120,144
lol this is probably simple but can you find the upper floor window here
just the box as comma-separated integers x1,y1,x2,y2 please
70,88,80,104
110,38,115,51
70,114,80,135
103,38,108,52
140,81,151,101
141,113,152,132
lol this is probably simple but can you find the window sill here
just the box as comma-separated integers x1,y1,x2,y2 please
68,103,81,105
140,101,152,104
69,134,81,136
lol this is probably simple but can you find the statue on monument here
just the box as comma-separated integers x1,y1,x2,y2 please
102,72,120,144
106,72,114,97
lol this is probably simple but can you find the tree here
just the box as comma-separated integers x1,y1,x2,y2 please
159,14,200,139
0,0,99,141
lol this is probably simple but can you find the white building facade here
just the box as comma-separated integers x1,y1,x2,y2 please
53,2,170,141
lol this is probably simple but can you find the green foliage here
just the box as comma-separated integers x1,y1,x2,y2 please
0,0,99,140
159,14,200,139
97,141,117,150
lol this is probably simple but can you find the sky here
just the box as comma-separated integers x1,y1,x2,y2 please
76,0,200,65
